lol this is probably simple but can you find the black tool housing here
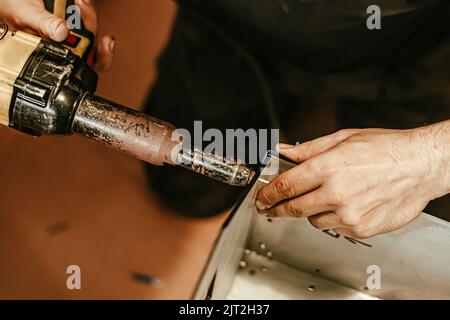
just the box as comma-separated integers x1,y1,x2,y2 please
9,39,98,136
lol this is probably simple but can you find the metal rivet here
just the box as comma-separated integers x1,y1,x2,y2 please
266,251,273,258
244,249,251,255
239,260,247,269
259,242,267,251
260,267,267,272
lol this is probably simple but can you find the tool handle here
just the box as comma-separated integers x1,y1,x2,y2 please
44,0,94,60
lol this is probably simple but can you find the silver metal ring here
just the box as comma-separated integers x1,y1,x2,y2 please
0,23,8,40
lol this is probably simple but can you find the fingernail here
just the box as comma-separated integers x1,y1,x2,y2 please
109,37,116,53
53,21,68,41
256,200,269,211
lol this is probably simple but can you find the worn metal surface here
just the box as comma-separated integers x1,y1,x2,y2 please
227,251,376,300
73,94,180,166
176,148,255,186
194,157,450,300
74,95,255,186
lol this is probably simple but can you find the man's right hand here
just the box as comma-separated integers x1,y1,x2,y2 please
0,0,115,73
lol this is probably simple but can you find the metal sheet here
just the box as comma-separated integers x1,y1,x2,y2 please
227,251,376,300
250,158,450,299
192,184,257,300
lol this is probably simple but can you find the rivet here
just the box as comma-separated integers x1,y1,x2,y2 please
259,242,267,251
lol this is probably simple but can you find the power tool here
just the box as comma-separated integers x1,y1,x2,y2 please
0,0,254,186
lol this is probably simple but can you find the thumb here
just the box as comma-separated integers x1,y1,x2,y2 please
22,6,69,42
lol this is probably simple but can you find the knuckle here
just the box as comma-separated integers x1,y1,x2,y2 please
327,190,345,207
336,128,358,139
285,201,303,218
302,159,316,173
340,212,361,227
321,163,337,177
274,178,295,198
347,132,366,143
257,188,273,206
335,129,350,139
349,227,372,239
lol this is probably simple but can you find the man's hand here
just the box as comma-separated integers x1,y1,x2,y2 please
256,123,450,239
0,0,114,72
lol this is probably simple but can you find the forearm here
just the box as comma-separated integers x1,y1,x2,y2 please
420,120,450,199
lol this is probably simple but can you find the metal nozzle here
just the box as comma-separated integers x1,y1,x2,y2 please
72,94,255,186
175,148,255,186
72,94,181,166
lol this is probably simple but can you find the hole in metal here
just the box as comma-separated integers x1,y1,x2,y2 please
131,272,163,288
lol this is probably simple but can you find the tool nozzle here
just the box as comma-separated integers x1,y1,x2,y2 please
72,94,255,186
72,94,181,166
175,148,255,186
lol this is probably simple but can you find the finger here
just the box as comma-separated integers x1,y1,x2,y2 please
256,160,322,209
94,35,115,73
75,0,98,33
258,188,333,218
308,212,344,230
277,129,361,163
21,6,69,41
